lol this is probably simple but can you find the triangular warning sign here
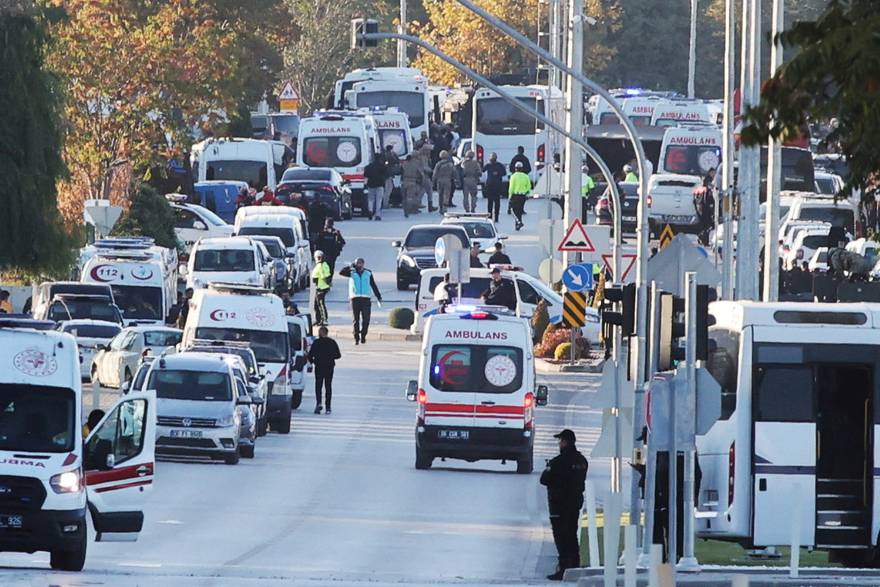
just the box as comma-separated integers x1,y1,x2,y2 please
602,253,638,283
557,218,596,253
278,82,298,101
659,224,675,249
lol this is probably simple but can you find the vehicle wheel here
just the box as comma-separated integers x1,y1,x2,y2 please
516,452,534,474
241,444,255,459
123,368,132,389
257,415,268,437
415,448,433,470
50,531,86,571
343,208,353,221
291,389,303,410
397,275,409,291
275,406,292,434
224,448,240,465
90,366,100,388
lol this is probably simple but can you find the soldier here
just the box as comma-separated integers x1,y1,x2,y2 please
432,150,456,214
461,151,482,213
401,153,423,217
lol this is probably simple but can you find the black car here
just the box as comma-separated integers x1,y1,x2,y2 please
275,167,353,223
392,225,470,290
596,182,640,233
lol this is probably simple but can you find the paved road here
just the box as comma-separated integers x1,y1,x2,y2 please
2,200,625,585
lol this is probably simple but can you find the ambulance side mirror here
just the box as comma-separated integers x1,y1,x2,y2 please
535,385,549,407
405,380,418,402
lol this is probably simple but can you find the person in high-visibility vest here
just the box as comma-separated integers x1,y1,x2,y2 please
311,251,332,326
581,165,596,223
508,161,532,231
623,164,638,183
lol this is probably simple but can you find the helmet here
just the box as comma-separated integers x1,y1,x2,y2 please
439,150,450,159
314,250,324,259
623,164,633,173
515,161,524,169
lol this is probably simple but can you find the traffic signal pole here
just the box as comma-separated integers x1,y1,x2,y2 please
563,0,584,271
679,272,700,571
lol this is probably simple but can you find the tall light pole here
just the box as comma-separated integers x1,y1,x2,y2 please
720,0,736,299
687,0,698,98
763,0,784,301
562,0,584,271
397,0,408,67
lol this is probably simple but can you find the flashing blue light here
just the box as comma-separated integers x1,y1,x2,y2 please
624,88,643,96
433,365,440,376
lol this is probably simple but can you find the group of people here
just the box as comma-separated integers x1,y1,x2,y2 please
235,185,283,208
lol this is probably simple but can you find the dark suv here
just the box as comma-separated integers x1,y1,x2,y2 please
392,225,470,290
595,182,640,234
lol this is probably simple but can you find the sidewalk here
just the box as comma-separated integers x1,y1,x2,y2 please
566,567,880,585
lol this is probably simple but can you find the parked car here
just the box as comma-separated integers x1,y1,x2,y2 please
36,293,124,326
92,326,182,389
596,182,640,233
392,224,470,290
249,235,295,293
440,213,505,251
57,319,122,380
275,167,353,222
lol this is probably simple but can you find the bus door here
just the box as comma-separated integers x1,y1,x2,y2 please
751,356,816,546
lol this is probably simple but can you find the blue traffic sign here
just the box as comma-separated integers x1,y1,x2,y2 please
562,263,593,292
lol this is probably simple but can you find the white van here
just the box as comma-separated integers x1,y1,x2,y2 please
78,238,178,279
622,96,669,127
646,174,704,234
183,237,271,291
368,108,415,158
413,267,601,342
181,283,293,433
405,307,549,472
234,207,311,290
0,318,156,571
80,253,176,326
650,101,714,127
191,137,291,190
657,126,723,177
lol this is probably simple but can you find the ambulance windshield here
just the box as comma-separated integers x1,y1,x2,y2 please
0,385,76,453
663,145,721,176
430,345,523,393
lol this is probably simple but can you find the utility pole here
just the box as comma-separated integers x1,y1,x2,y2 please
720,0,735,300
735,0,751,300
397,0,408,67
678,273,700,571
744,0,762,301
563,0,584,270
687,0,698,98
763,0,783,301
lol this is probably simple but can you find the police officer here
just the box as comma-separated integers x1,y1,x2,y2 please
480,267,516,311
540,429,588,581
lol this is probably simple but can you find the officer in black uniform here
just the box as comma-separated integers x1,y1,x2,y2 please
540,428,588,581
480,267,516,311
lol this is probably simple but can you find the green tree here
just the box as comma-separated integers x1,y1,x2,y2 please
111,184,178,249
741,0,877,196
0,5,74,274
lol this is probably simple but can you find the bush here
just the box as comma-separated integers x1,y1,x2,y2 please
388,307,414,330
534,324,590,359
530,299,550,343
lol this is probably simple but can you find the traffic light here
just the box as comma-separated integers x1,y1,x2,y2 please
351,18,379,49
602,283,636,336
658,292,685,371
695,284,716,361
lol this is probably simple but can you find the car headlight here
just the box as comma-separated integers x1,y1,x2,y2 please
400,255,417,268
50,469,82,494
217,413,237,427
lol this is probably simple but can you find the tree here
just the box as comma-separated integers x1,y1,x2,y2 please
0,5,74,274
281,0,393,115
111,184,178,250
741,0,877,196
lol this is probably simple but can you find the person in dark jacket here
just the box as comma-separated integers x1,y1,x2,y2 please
509,145,532,176
315,218,346,279
468,243,485,268
480,268,516,311
540,429,588,581
364,156,387,220
483,152,506,222
487,242,511,266
307,326,341,415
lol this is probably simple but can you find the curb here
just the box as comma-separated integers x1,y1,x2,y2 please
536,358,605,374
326,326,421,343
564,567,880,585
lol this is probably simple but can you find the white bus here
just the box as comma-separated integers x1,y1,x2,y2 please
334,67,432,139
472,85,564,180
697,301,880,564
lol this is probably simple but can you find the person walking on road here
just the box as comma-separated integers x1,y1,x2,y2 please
383,145,401,208
339,257,382,345
311,250,332,326
432,150,456,214
623,163,639,183
461,151,482,213
540,428,588,581
487,242,511,266
508,161,532,231
307,326,340,415
315,219,346,279
418,136,435,212
364,155,387,220
508,146,532,216
401,153,423,217
483,153,505,222
176,287,194,328
581,166,597,223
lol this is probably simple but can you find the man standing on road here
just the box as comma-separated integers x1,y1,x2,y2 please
401,154,423,217
418,135,435,212
383,145,401,208
315,219,346,280
364,155,387,220
468,243,485,268
461,151,482,213
480,268,516,311
307,326,340,415
540,429,588,581
581,165,596,224
339,257,382,345
483,153,505,222
311,250,332,326
508,161,532,231
176,287,194,328
432,150,456,214
487,242,511,266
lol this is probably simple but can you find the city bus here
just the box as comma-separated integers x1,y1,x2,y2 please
697,301,880,565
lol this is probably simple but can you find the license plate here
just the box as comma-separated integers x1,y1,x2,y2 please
662,215,694,223
169,429,203,438
623,216,636,222
0,515,23,529
438,429,469,440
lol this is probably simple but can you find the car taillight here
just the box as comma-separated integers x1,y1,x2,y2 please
537,144,545,163
417,388,427,424
646,194,653,208
276,364,288,389
476,144,484,163
728,442,735,507
524,392,535,428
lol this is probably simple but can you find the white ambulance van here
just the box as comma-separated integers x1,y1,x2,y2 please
181,283,293,433
650,101,714,128
0,318,156,571
80,252,176,326
233,206,312,290
657,125,723,177
405,307,548,473
183,236,271,291
191,137,291,190
369,108,415,158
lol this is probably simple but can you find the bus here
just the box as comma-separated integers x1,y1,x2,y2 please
697,301,880,565
471,84,564,180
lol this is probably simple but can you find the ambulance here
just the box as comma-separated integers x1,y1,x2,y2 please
622,96,669,127
0,318,156,571
368,108,415,158
181,283,293,434
80,252,176,326
191,137,292,190
650,101,714,128
296,111,381,216
657,125,723,177
406,306,548,473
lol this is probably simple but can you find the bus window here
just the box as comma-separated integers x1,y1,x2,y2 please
754,365,814,422
707,328,739,420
